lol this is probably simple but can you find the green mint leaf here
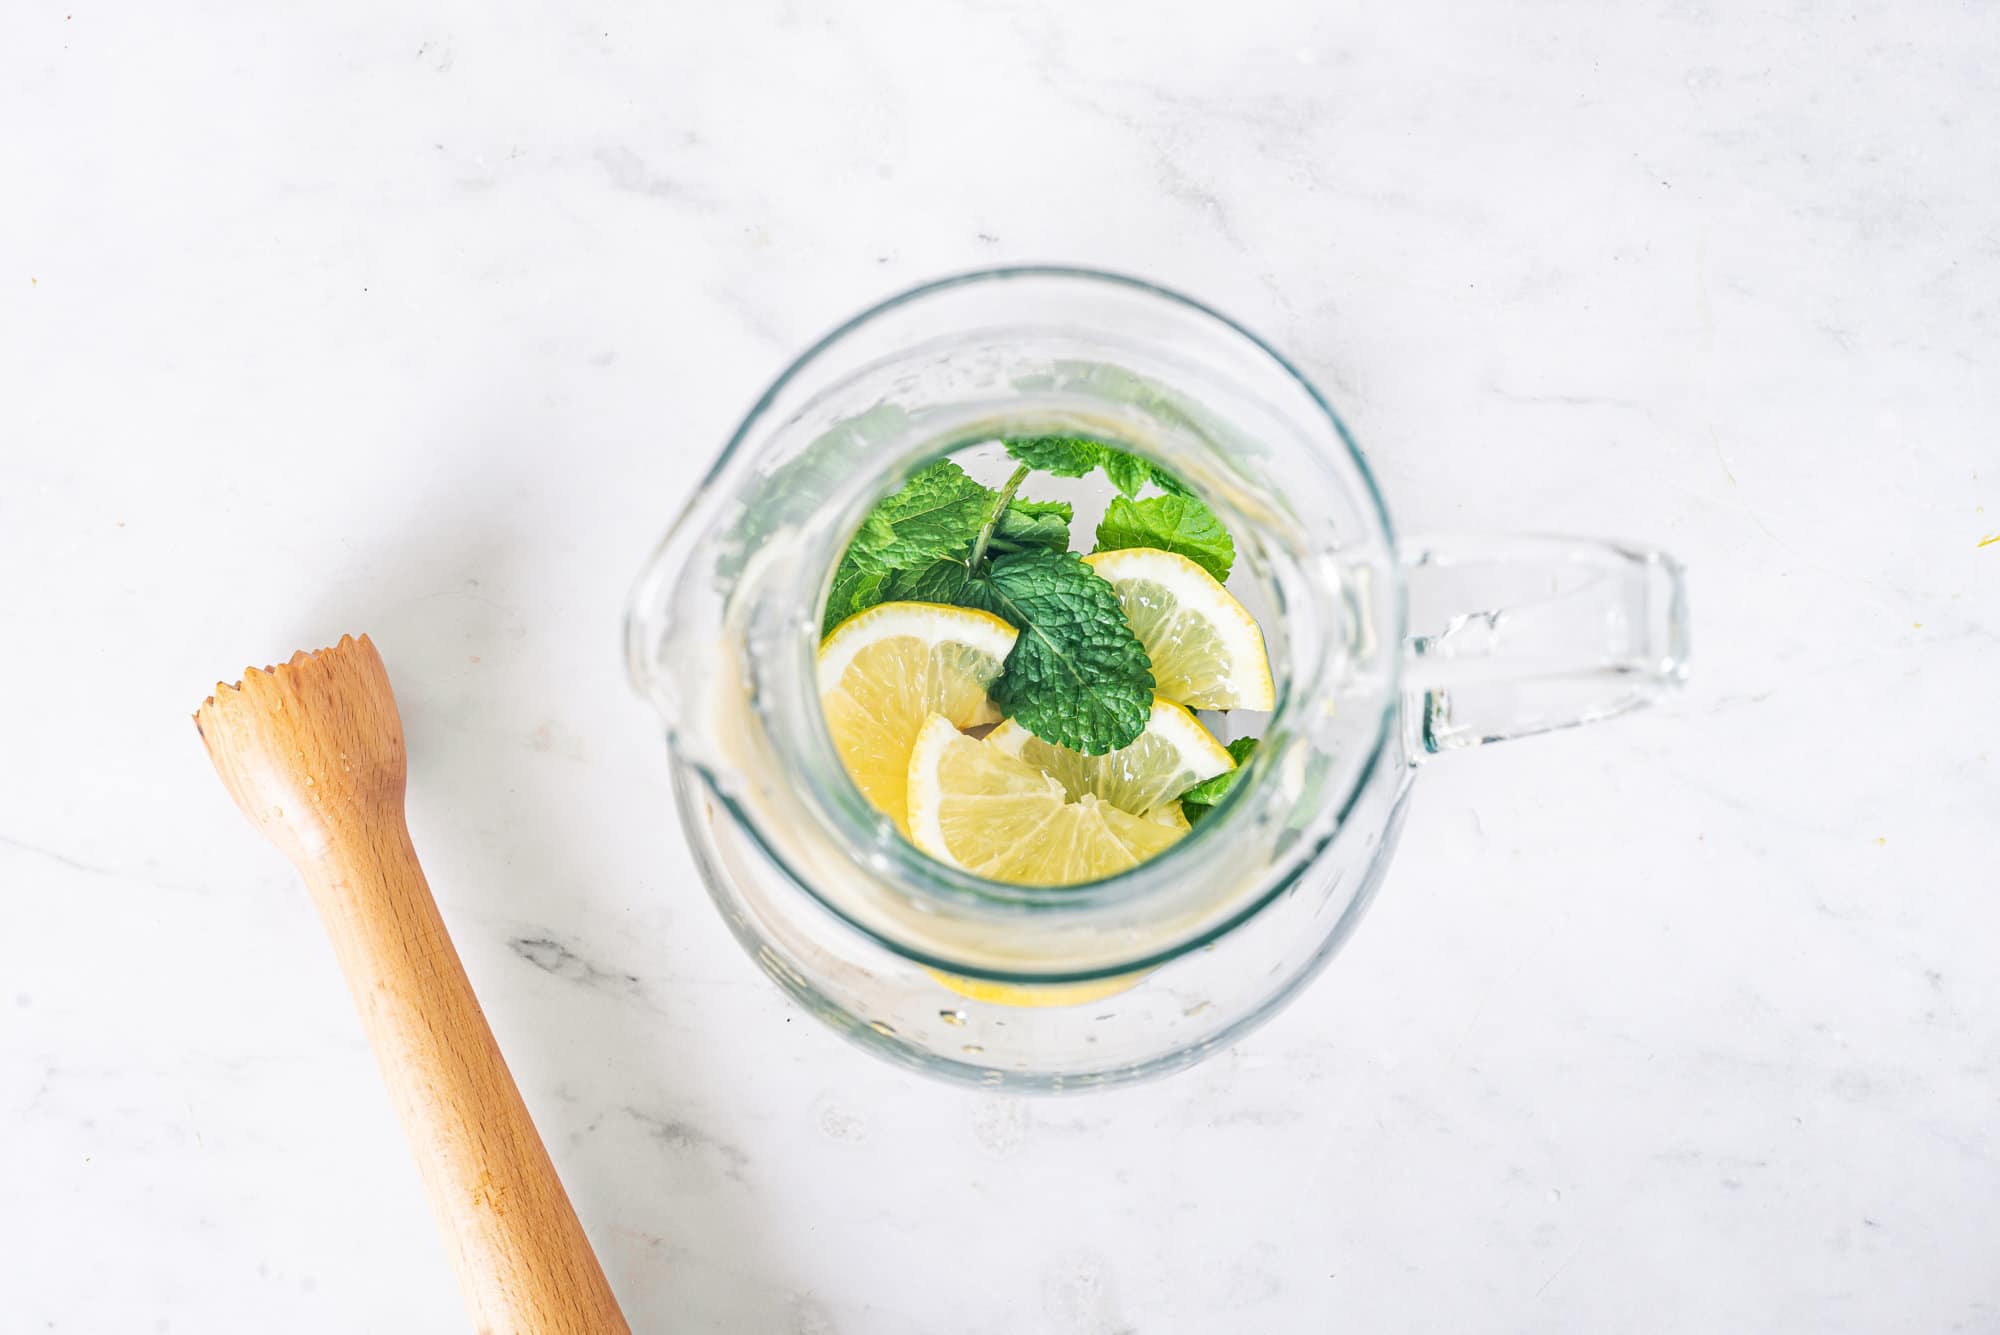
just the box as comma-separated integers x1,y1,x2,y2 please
851,510,898,554
1098,448,1152,499
1003,436,1102,476
986,498,1073,554
964,549,1154,754
876,549,1152,753
823,459,999,632
1093,493,1236,582
1004,435,1188,500
842,459,996,575
882,557,977,605
822,560,888,636
1180,736,1259,820
1008,497,1073,521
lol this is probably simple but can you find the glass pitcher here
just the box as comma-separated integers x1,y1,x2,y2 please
626,267,1688,1091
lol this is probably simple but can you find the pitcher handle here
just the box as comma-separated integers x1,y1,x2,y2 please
1397,534,1689,758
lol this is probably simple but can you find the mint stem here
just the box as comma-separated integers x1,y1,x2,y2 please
967,463,1031,573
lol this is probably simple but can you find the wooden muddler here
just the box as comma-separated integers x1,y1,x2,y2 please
195,635,629,1334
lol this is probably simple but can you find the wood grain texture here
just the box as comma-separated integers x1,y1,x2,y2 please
195,635,630,1334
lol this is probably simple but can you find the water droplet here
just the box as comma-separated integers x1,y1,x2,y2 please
962,1043,984,1055
939,1009,967,1026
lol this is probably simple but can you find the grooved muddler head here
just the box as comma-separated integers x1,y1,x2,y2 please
194,634,407,863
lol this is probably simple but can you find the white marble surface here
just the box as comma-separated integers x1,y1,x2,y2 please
5,2,1997,1330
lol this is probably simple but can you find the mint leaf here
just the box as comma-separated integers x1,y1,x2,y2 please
1008,497,1073,521
880,548,1153,751
822,561,888,635
1180,736,1259,822
961,549,1154,754
1094,493,1236,582
843,459,996,575
851,510,897,554
1098,448,1152,499
822,459,997,634
1005,435,1188,500
1181,736,1258,804
987,498,1073,554
882,557,977,605
1004,436,1102,477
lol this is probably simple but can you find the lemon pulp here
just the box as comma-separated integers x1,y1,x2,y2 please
818,602,1017,832
1083,548,1275,711
905,714,1187,886
986,696,1234,816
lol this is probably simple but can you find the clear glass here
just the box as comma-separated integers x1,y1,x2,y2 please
626,268,1688,1090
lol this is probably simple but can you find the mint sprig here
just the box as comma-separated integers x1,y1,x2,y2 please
822,441,1236,754
1094,493,1235,582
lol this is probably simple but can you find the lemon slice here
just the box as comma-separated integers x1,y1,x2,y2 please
986,697,1234,816
1083,548,1275,711
819,602,1018,831
927,967,1146,1009
905,714,1186,886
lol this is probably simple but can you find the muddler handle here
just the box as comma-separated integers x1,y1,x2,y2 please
195,635,630,1334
